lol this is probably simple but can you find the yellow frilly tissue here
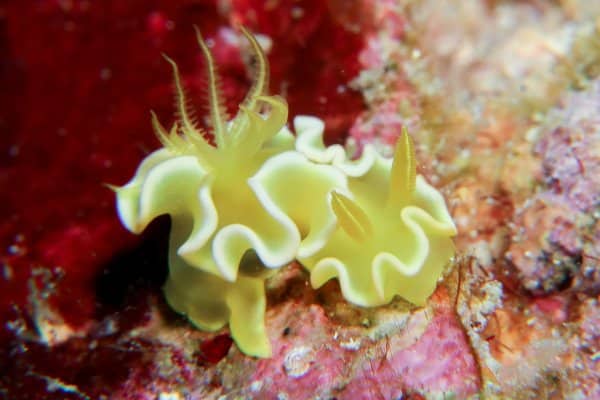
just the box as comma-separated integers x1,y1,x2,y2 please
113,27,456,358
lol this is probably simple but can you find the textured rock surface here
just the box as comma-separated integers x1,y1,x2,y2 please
506,81,600,295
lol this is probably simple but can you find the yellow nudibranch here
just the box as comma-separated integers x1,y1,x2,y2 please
114,27,456,358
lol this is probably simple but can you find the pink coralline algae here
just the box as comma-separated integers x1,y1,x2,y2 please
346,0,417,157
215,286,479,399
506,80,600,295
339,295,481,399
573,298,600,397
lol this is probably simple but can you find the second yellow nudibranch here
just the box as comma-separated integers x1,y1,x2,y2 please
295,124,457,307
113,27,456,358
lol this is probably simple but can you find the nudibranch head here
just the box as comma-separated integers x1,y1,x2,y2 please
295,120,457,307
116,26,300,282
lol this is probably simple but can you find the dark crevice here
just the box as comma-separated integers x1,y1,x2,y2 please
94,216,170,317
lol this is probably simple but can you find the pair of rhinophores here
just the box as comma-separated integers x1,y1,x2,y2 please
115,26,456,357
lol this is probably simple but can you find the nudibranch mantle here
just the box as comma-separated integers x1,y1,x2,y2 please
116,27,302,284
293,118,457,307
114,26,456,358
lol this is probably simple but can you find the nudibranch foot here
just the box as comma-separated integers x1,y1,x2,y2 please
164,251,272,358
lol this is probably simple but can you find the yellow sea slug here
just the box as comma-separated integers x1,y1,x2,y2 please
116,27,301,282
114,27,303,357
295,120,457,307
114,27,456,358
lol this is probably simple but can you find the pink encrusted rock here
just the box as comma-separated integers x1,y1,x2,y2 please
339,304,481,399
532,295,568,324
345,0,418,158
506,197,583,293
563,298,600,398
218,287,480,399
537,129,600,215
349,99,419,157
388,311,480,396
223,302,355,398
506,80,600,295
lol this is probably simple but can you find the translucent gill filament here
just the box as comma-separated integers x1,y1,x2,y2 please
238,26,269,111
162,54,202,140
228,26,270,144
194,25,228,148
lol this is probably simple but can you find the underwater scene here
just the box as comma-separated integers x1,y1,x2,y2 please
1,1,599,399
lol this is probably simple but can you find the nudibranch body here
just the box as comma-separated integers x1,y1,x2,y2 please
114,27,456,358
116,27,302,357
294,119,457,307
118,28,301,283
